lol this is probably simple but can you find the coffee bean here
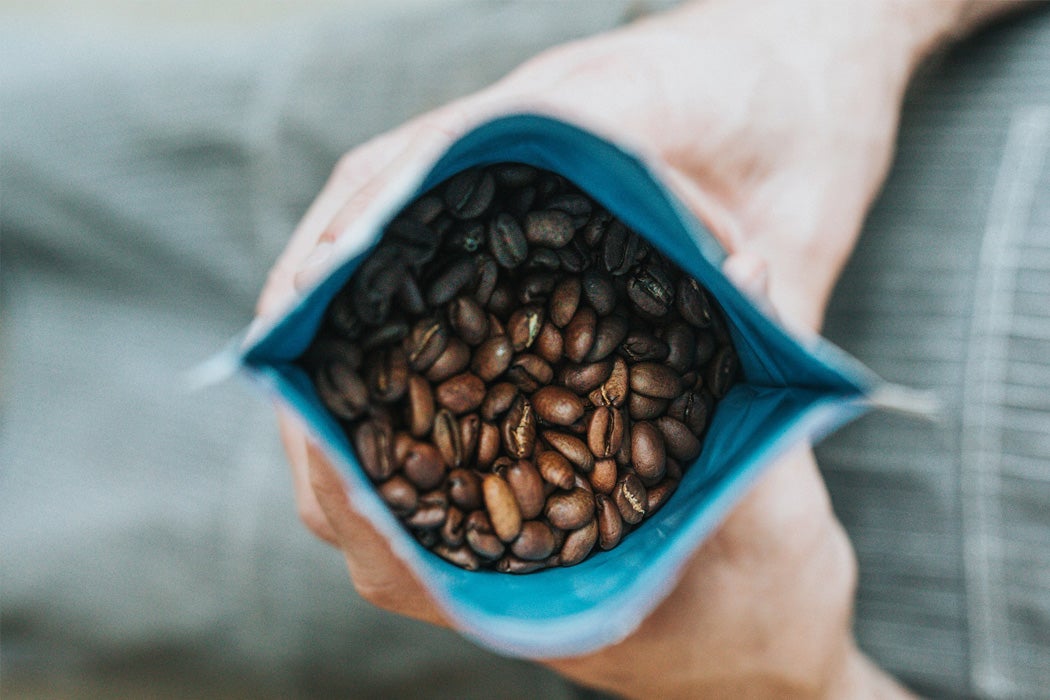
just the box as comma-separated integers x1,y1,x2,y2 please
403,194,444,225
590,356,628,408
564,306,597,363
532,386,585,426
445,168,496,219
629,362,682,400
446,219,486,254
378,475,418,517
472,335,513,382
536,450,576,490
488,213,528,268
542,431,594,473
694,329,716,366
496,554,547,574
668,391,708,436
404,317,448,372
441,506,466,547
448,296,489,346
587,406,625,459
506,354,554,393
434,543,481,571
503,459,546,520
677,276,713,328
397,273,428,316
448,468,483,510
589,458,617,495
315,362,368,421
435,372,485,415
473,254,499,306
433,409,463,468
655,415,702,462
631,421,667,484
614,473,648,525
524,209,575,248
424,338,471,383
585,314,628,363
486,282,514,318
426,256,476,307
628,392,668,421
480,382,518,422
367,346,409,403
601,221,639,276
596,493,624,550
501,395,537,459
706,345,738,399
483,474,523,542
362,318,409,351
458,413,481,468
646,478,679,514
620,331,668,362
352,246,405,324
559,519,598,566
354,419,395,481
581,210,610,247
491,163,538,188
465,510,505,560
558,359,614,395
402,441,445,491
626,261,674,317
476,421,501,469
545,488,595,530
550,276,581,328
556,239,587,273
406,490,448,530
525,247,562,271
511,520,557,560
534,321,565,365
581,270,616,316
507,304,545,352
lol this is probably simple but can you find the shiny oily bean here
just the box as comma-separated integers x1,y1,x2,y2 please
435,372,485,415
614,473,648,525
629,362,682,400
424,338,471,383
483,474,523,543
480,382,518,421
646,478,679,514
471,335,513,382
631,421,667,484
563,306,597,364
532,386,585,426
511,520,556,561
587,406,624,459
534,321,564,365
550,276,581,328
406,375,435,438
504,459,546,520
558,359,613,395
536,450,576,490
506,354,554,393
433,543,481,571
476,422,501,469
354,420,395,481
447,468,483,510
601,221,639,276
589,458,618,495
596,493,624,550
545,488,595,530
524,209,575,248
559,519,598,567
441,506,466,547
465,510,505,560
444,168,495,219
377,475,418,517
626,263,675,318
507,304,545,352
488,212,528,269
404,317,448,372
542,431,594,473
367,347,409,403
448,296,489,346
655,415,702,462
628,392,669,421
433,409,463,468
402,441,446,491
501,395,537,459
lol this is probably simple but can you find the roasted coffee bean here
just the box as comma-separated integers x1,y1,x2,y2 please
486,282,514,317
496,554,547,574
668,391,708,436
524,209,575,248
564,306,597,363
587,406,625,459
403,194,444,224
581,270,616,316
626,261,675,317
601,221,639,276
628,392,668,421
534,321,565,365
646,478,679,514
662,322,697,374
426,255,476,307
472,335,513,382
504,459,546,520
441,506,466,547
393,431,415,465
433,409,463,468
448,468,483,510
491,163,538,188
542,431,594,473
458,413,481,468
518,271,558,304
589,458,617,495
550,276,581,328
506,354,554,393
558,359,613,395
532,386,585,426
407,375,435,438
677,276,713,327
631,421,667,484
536,450,576,490
556,238,587,273
445,168,496,219
581,210,610,248
480,382,518,421
585,314,629,363
483,474,523,542
404,317,448,372
355,420,395,481
694,329,716,367
507,304,545,352
473,254,499,306
476,421,501,469
488,213,528,268
362,318,409,351
559,519,598,566
424,338,471,383
387,216,442,268
525,247,562,271
378,475,418,516
406,490,448,530
665,457,683,481
327,289,362,339
629,362,682,400
446,219,486,254
590,356,629,408
615,414,632,467
367,346,409,403
465,510,505,560
706,345,739,399
545,488,595,530
352,246,405,324
614,473,648,525
511,520,557,560
655,415,702,462
435,372,485,414
502,395,537,458
620,331,668,362
396,273,428,316
448,296,489,346
596,493,624,550
434,543,481,571
416,529,439,548
315,362,369,421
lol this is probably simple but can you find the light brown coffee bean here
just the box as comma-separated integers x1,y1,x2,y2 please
614,473,648,525
354,419,395,481
546,488,595,530
629,362,682,400
402,441,446,491
447,468,483,510
631,421,667,484
564,306,597,364
596,493,624,550
433,543,481,571
435,372,485,414
587,406,624,459
476,421,501,469
406,374,435,438
532,386,585,426
425,338,471,383
589,458,618,495
507,304,545,352
550,276,582,328
511,520,557,561
559,519,598,566
536,450,576,490
501,395,537,458
465,510,505,560
505,459,546,520
542,430,594,473
483,474,523,543
377,475,417,517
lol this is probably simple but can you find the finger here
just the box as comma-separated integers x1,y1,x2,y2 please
276,404,339,546
303,438,448,627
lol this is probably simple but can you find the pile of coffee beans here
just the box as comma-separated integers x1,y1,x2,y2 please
298,163,738,573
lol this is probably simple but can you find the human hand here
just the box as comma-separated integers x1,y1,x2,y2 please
258,0,1015,695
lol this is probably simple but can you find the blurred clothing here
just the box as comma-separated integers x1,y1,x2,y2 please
1,2,1048,698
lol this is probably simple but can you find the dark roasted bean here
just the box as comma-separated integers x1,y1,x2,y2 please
601,221,639,276
631,421,667,484
473,254,499,306
585,314,629,362
668,391,708,436
563,306,597,363
424,338,471,383
557,359,613,395
545,488,595,530
706,345,739,399
677,276,713,327
506,354,554,393
480,382,518,422
532,386,585,427
472,335,513,382
448,468,483,510
425,256,476,307
404,317,448,372
629,362,682,400
446,219,486,254
448,296,489,346
403,194,444,224
596,493,624,550
525,247,562,270
511,520,557,560
662,322,697,374
581,270,616,316
362,318,409,351
614,473,647,525
435,372,486,415
445,168,496,219
655,415,702,462
550,276,581,328
524,209,575,248
626,261,675,317
488,213,528,268
535,321,565,365
542,431,594,473
620,331,668,362
397,273,428,316
628,392,669,421
315,362,368,421
491,163,538,188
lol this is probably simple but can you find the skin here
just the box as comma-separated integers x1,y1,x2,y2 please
256,1,1026,696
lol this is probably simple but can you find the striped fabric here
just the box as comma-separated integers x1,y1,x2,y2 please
819,10,1050,698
